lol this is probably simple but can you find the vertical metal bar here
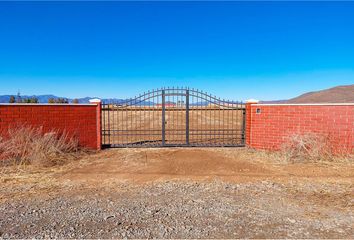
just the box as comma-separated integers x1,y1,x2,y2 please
174,88,176,144
159,89,161,146
100,102,103,146
226,100,228,145
108,100,111,146
236,102,239,145
147,92,149,145
172,88,174,144
138,94,140,146
101,101,106,144
136,96,138,146
242,103,246,145
186,89,190,145
162,90,166,146
126,101,128,147
199,90,201,145
157,89,159,146
227,100,230,145
235,101,238,145
193,89,196,146
133,97,135,146
237,102,243,144
175,88,177,144
135,96,138,146
194,89,196,146
211,95,214,146
122,101,124,146
155,89,157,146
115,100,118,146
176,88,178,144
239,101,242,144
142,92,144,146
102,102,104,145
152,90,154,146
222,99,225,146
201,90,203,145
121,102,123,146
232,100,234,145
114,100,116,146
179,88,181,144
218,97,221,146
175,88,178,144
201,92,203,145
150,91,153,146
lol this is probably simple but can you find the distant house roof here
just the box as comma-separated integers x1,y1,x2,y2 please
156,102,176,107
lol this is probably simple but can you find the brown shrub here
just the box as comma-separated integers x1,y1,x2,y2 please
0,125,84,168
281,133,352,163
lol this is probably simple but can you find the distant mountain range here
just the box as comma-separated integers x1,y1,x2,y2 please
261,84,354,103
1,84,353,104
286,84,354,103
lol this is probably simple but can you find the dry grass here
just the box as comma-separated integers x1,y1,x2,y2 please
0,125,86,169
280,133,353,163
237,133,353,165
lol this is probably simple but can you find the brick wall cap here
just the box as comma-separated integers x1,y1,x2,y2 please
253,103,354,106
0,103,94,106
246,99,259,103
89,98,101,103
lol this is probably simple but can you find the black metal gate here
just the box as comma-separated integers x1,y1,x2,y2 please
101,87,245,148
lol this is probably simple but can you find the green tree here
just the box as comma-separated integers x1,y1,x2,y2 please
30,97,38,103
48,98,69,104
9,96,16,103
24,98,31,103
59,98,68,104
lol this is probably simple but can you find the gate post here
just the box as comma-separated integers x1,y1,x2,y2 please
89,98,102,150
245,99,259,147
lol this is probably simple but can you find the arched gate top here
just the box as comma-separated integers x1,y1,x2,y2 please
103,87,244,109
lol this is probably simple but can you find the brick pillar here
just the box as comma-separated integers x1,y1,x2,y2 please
90,99,102,150
245,99,259,147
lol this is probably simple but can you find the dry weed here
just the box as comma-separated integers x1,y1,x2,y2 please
280,133,353,163
0,125,86,169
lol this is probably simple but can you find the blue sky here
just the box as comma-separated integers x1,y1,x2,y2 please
0,1,353,100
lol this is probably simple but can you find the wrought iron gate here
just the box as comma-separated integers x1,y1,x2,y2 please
101,87,245,148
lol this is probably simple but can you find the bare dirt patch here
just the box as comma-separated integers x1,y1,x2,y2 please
1,148,353,238
61,148,354,184
62,148,275,184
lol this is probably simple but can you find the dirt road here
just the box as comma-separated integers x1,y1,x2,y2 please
1,148,353,238
61,148,353,182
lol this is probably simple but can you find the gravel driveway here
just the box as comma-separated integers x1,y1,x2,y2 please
1,148,353,238
1,180,353,239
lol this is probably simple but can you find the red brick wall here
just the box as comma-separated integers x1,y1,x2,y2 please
0,104,101,150
246,104,354,153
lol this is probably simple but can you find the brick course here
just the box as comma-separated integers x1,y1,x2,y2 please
0,104,101,150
